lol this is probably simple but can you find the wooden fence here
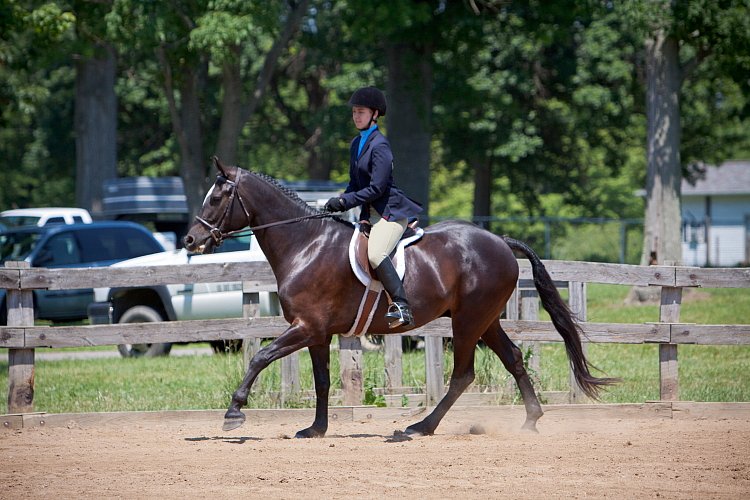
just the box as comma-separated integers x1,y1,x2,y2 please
2,260,749,414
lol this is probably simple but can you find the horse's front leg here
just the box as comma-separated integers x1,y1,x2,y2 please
224,322,316,431
294,341,332,438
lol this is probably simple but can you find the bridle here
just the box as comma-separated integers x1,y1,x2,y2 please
194,168,335,247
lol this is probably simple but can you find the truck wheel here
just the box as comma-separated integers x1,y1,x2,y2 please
210,340,242,354
116,305,173,358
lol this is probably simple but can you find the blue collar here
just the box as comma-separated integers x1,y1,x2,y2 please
357,124,378,158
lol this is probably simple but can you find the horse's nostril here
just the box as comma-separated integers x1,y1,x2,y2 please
183,235,194,247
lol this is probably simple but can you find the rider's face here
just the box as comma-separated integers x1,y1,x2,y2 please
352,106,376,129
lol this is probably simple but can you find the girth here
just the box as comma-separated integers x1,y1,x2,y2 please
342,222,423,337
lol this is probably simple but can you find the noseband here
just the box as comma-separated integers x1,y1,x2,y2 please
194,168,336,246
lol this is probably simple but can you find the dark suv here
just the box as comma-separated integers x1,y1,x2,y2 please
0,221,164,324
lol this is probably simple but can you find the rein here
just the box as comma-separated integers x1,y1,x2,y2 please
195,169,337,245
220,212,336,239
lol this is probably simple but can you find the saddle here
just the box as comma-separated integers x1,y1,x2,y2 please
349,220,423,286
343,221,424,337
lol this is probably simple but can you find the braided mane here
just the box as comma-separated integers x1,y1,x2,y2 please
244,168,353,228
248,170,319,215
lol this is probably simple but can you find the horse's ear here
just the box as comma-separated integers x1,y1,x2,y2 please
212,156,228,177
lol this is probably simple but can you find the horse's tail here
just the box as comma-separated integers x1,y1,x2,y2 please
502,236,618,400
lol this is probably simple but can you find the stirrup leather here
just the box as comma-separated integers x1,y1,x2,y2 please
386,302,414,329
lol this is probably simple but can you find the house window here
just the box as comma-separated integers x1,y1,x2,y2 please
682,220,705,245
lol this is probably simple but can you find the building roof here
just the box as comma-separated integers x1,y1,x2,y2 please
682,160,750,196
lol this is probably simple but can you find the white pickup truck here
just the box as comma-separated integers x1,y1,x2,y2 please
88,234,279,357
88,181,356,357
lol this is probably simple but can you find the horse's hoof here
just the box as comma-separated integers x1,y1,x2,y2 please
222,413,246,431
404,424,432,437
521,420,539,433
294,427,326,439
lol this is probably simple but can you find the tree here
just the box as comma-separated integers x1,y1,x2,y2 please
73,1,118,214
621,0,750,272
0,2,78,209
434,2,644,230
193,0,310,167
255,0,367,181
342,0,446,218
643,25,682,266
107,0,310,216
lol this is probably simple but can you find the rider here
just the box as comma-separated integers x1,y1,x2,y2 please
325,86,423,329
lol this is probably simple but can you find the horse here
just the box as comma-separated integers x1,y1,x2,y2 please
183,157,615,437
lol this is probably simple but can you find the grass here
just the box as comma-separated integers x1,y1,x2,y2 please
1,284,749,413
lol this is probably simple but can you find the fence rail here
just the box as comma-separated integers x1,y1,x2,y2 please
2,260,749,414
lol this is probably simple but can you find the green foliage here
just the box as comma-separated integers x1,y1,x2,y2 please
0,2,77,209
551,221,643,263
681,58,750,167
431,2,649,222
363,385,386,407
615,0,750,175
429,154,473,218
0,0,747,248
190,4,281,63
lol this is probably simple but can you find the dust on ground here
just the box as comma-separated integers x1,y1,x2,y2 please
1,406,748,499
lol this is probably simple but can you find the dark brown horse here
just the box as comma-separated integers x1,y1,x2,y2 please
184,157,615,437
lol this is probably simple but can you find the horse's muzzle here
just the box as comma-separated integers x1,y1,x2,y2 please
182,234,209,254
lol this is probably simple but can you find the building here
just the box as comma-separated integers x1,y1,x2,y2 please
681,160,750,267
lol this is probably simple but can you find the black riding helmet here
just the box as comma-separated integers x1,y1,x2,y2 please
348,86,387,117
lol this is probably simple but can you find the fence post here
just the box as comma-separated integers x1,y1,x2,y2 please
659,285,682,401
384,335,403,391
424,336,444,405
506,286,519,321
520,288,540,373
339,336,363,405
281,351,300,406
568,281,588,403
6,261,35,414
504,285,520,398
241,287,261,373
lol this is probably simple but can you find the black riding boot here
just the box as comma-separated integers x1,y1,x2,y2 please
374,258,414,329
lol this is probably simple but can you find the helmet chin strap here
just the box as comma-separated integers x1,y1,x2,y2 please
357,109,378,131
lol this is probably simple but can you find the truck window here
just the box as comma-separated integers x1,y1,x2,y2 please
0,232,41,263
40,233,81,266
44,217,66,226
76,227,162,263
120,228,163,258
216,234,251,253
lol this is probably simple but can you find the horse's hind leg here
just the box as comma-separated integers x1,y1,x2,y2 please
481,323,543,432
405,331,477,436
294,342,331,438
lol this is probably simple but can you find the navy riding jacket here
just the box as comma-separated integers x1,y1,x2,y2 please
339,128,422,221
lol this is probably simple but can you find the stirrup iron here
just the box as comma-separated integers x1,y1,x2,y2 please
386,302,414,329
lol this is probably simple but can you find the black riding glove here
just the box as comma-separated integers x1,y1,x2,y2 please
325,197,346,212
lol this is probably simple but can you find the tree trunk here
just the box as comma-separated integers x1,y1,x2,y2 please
630,30,683,302
641,31,683,266
386,42,432,221
75,44,117,215
178,65,209,219
215,52,243,165
213,0,310,167
305,126,328,180
157,44,209,219
473,158,491,229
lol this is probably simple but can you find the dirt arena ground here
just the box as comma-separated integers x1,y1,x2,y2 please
1,404,748,499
